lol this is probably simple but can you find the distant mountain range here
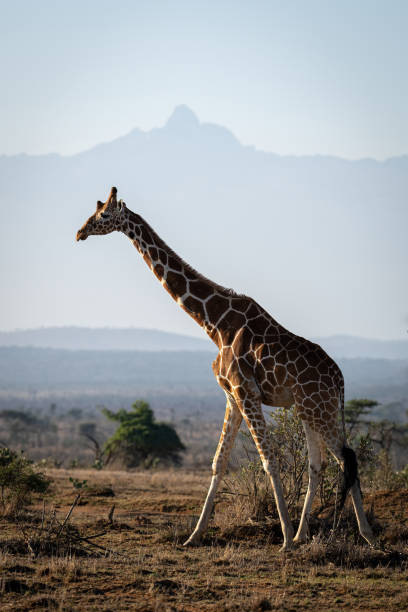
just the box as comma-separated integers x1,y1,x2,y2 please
313,335,408,360
0,345,406,422
1,105,407,340
1,327,408,359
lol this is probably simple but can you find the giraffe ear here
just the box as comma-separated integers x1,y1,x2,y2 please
96,201,104,211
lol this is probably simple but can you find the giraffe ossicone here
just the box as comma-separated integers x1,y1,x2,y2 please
76,187,374,550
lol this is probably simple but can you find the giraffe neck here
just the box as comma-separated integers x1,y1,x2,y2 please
121,208,239,346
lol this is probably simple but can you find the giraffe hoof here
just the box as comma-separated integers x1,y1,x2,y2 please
361,533,376,548
279,542,294,553
183,534,201,547
293,535,307,546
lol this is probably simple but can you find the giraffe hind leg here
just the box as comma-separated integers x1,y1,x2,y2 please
322,434,375,546
294,421,323,544
349,481,375,546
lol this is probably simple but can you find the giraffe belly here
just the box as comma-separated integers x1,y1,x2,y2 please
261,386,294,408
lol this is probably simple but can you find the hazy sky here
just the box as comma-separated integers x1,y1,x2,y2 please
1,1,407,343
1,0,407,160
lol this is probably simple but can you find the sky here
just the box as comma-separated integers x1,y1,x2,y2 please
1,1,407,343
1,0,408,160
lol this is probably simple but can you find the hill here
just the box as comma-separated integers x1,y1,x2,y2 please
1,105,407,341
1,327,408,359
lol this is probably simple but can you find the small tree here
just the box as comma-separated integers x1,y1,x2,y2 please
102,401,185,468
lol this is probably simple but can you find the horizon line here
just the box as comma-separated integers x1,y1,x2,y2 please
0,325,407,343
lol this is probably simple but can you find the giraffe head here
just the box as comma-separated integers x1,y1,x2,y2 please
76,186,126,241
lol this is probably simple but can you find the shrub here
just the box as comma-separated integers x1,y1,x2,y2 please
223,458,272,523
233,406,311,518
69,477,88,490
0,447,51,515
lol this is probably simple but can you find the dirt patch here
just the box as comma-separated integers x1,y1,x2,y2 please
365,489,408,519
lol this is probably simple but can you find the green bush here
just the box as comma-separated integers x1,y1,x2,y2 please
0,447,51,514
102,400,185,468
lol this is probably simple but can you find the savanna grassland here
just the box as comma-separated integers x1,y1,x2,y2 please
0,468,407,611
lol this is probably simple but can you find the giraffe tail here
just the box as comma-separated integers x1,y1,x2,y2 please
339,445,359,511
337,373,360,510
339,375,346,441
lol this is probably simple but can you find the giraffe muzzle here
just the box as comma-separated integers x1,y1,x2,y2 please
76,229,88,241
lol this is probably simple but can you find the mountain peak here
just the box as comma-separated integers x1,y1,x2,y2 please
165,105,200,129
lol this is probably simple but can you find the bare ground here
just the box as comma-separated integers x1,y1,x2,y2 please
0,469,407,611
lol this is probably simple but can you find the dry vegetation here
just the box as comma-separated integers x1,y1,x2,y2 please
0,468,407,611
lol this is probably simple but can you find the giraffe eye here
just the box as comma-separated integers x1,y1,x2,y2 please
101,213,110,219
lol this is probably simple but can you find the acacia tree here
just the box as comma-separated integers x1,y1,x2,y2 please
102,401,185,468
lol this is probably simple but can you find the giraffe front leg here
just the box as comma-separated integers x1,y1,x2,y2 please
294,421,323,544
183,395,242,546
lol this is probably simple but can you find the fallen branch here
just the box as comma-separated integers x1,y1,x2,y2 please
57,493,81,537
8,494,133,560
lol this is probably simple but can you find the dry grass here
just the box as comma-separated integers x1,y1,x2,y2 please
0,468,407,611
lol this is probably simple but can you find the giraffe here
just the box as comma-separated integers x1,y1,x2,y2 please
76,186,374,551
